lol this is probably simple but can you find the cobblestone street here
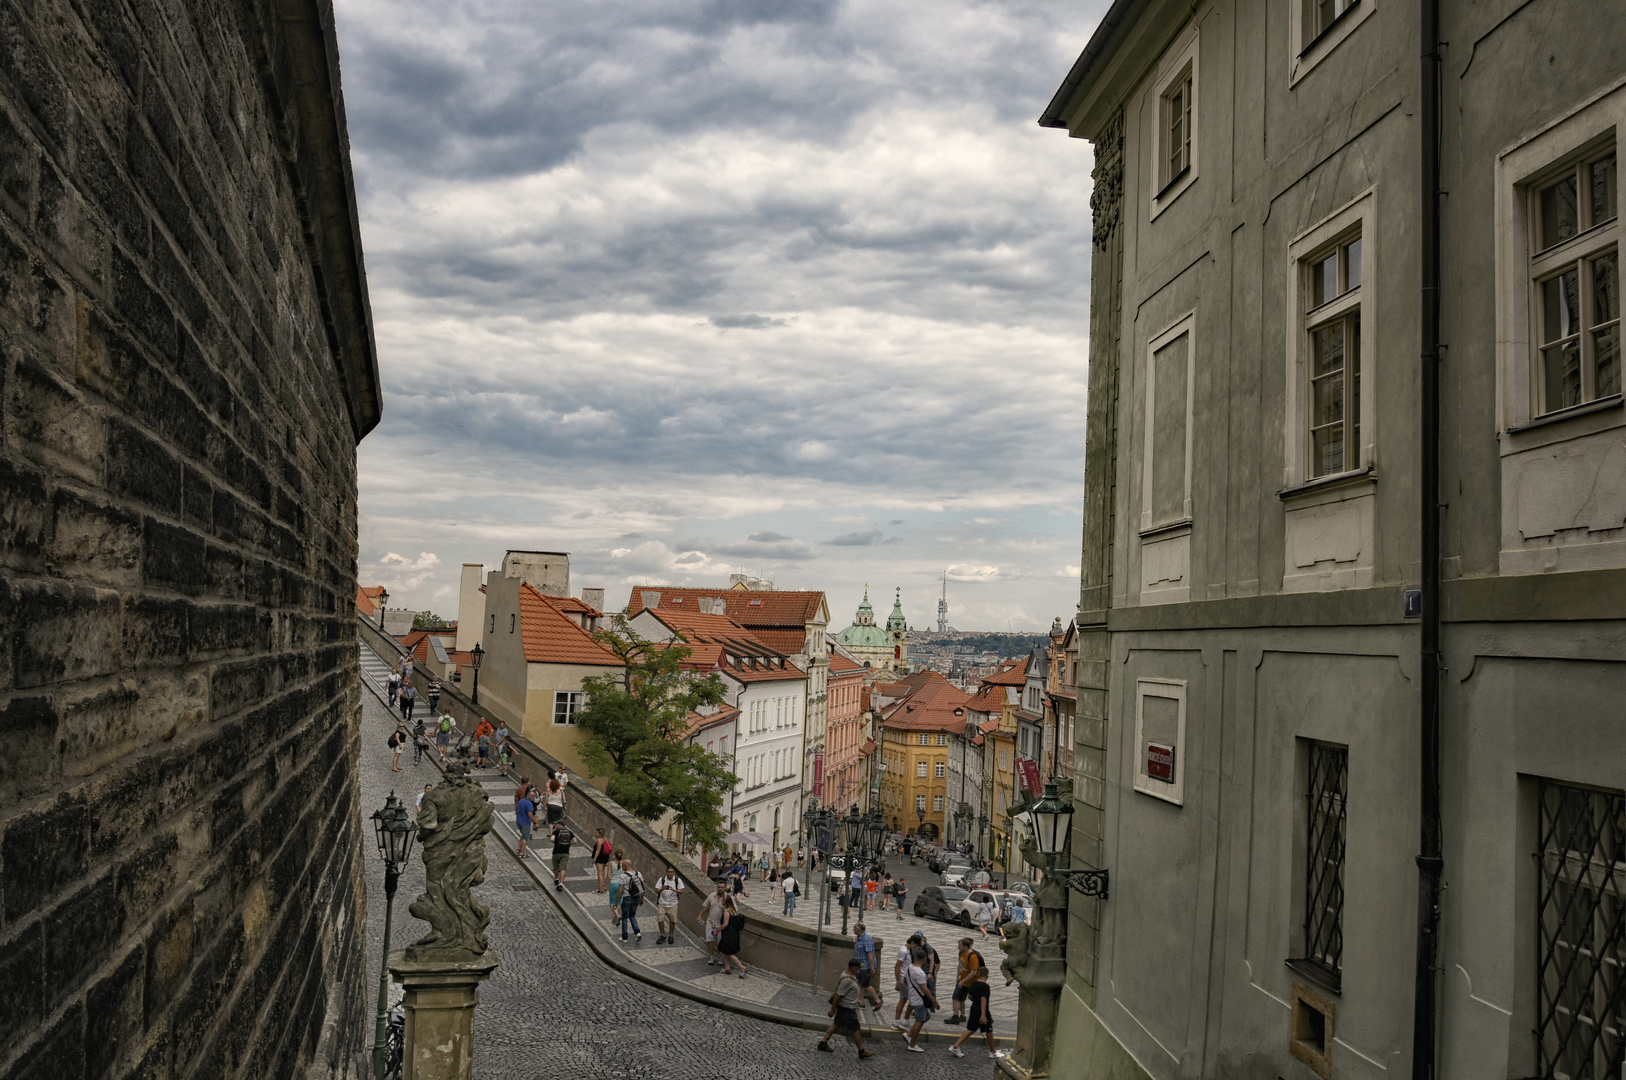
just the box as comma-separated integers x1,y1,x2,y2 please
358,669,1000,1079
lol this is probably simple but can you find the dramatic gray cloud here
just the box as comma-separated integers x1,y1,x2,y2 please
339,0,1106,629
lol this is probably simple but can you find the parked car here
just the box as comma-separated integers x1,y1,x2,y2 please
939,861,974,887
944,888,1005,929
1001,881,1035,903
913,885,970,923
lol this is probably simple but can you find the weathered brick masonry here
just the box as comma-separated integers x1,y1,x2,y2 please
0,0,381,1077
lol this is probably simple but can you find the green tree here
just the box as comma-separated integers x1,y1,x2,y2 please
576,616,738,851
412,610,450,629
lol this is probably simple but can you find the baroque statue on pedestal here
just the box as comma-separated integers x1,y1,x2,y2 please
406,761,491,960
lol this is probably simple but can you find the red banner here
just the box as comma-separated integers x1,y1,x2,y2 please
813,751,824,799
1018,756,1040,794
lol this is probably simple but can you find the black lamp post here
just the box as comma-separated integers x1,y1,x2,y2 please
1002,815,1013,889
377,588,389,630
840,805,865,935
370,791,417,1080
469,643,483,704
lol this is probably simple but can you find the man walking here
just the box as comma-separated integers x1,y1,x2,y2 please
892,876,909,919
853,922,884,1018
515,787,538,859
386,668,400,707
893,932,923,1028
549,820,574,891
902,947,938,1051
654,865,684,944
426,678,441,713
435,713,454,760
697,881,729,966
848,864,864,913
949,937,985,1023
780,869,799,917
817,958,876,1059
398,680,417,723
947,967,1005,1060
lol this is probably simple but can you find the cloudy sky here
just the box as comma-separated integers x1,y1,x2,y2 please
335,0,1106,631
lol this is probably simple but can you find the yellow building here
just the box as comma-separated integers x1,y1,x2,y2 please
875,672,973,840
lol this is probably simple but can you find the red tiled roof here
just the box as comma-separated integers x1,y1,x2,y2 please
548,595,604,617
828,652,864,675
643,610,808,684
979,658,1030,687
686,704,739,740
626,586,825,628
879,672,974,733
750,628,808,655
357,585,385,617
519,583,623,666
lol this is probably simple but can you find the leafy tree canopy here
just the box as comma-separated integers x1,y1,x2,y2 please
576,616,737,851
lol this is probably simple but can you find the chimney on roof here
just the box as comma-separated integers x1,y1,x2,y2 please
582,587,605,612
700,597,726,616
645,590,662,609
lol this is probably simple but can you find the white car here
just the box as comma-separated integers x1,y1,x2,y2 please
945,887,1005,929
939,862,974,887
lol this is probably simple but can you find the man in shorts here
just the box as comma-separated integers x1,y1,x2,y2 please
893,932,924,1028
853,922,884,1017
435,714,454,760
515,789,537,858
697,880,729,966
903,948,938,1051
548,820,574,891
949,937,985,1023
948,967,1005,1059
817,958,876,1059
654,865,684,944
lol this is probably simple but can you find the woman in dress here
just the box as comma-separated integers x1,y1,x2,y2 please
718,896,747,977
544,777,566,824
881,872,895,912
974,895,997,939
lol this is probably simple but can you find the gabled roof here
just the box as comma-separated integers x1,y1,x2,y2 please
520,583,623,666
879,672,975,733
640,609,807,684
626,586,827,629
979,657,1030,687
357,585,385,617
828,652,865,675
686,703,739,740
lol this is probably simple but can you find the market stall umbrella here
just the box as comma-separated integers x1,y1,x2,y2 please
725,832,773,846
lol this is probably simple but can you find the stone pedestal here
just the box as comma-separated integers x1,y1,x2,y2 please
388,949,500,1080
997,954,1066,1079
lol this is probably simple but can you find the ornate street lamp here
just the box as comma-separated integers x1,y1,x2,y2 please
370,791,417,1080
840,805,866,935
1002,781,1109,1080
377,588,389,630
469,643,484,705
1002,815,1014,889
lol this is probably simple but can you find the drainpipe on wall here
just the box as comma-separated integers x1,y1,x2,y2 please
1412,0,1444,1076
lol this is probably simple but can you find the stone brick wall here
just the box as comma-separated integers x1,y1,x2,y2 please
0,1,380,1077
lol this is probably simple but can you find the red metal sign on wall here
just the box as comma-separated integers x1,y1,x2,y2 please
1146,742,1176,783
1018,756,1041,794
813,751,824,799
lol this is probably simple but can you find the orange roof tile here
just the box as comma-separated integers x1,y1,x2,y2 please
641,610,808,684
879,672,975,733
686,704,739,740
828,652,865,675
357,585,385,617
519,583,624,667
626,586,825,628
979,658,1030,686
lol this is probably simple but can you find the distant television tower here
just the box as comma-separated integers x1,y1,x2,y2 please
937,572,949,633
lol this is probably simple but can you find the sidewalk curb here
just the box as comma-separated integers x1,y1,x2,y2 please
359,642,1008,1046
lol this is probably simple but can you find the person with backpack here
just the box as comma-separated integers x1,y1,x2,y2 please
616,858,645,942
902,947,938,1051
592,829,614,892
435,713,454,760
514,789,538,860
892,876,909,920
475,727,491,768
548,820,575,892
853,922,884,1017
947,967,1005,1060
411,719,429,766
387,724,406,771
949,937,985,1023
654,865,684,944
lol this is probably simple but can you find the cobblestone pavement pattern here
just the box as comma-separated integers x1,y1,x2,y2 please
358,650,994,1079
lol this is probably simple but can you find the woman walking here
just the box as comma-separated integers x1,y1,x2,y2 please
593,829,615,893
617,858,645,942
608,849,625,923
974,894,997,939
544,776,566,824
881,872,894,911
718,896,747,977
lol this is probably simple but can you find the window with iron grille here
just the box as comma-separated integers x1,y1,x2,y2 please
1289,743,1346,992
1536,780,1626,1080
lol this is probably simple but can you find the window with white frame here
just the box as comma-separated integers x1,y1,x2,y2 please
1286,190,1375,488
1148,27,1199,218
935,762,945,778
1290,0,1374,85
917,760,928,778
936,733,947,746
1304,231,1364,477
933,795,945,812
1303,0,1357,47
916,795,927,812
919,733,929,745
553,691,584,725
1528,146,1618,414
1143,318,1195,529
